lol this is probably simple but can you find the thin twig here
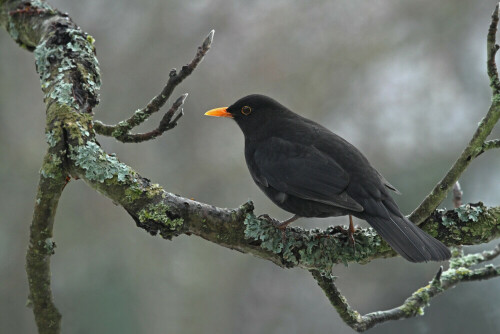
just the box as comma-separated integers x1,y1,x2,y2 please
482,138,500,152
93,30,214,142
409,3,500,225
449,243,500,268
111,93,187,143
311,244,500,332
488,4,500,94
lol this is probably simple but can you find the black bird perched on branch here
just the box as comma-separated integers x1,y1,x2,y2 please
205,94,451,262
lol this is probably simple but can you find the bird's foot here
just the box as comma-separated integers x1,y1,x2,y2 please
258,214,284,229
258,214,300,243
258,214,300,230
337,216,357,253
337,226,356,253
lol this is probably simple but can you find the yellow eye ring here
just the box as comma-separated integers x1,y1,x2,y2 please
241,106,252,115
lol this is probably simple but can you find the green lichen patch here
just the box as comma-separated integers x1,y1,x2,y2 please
311,270,362,327
86,35,96,45
449,252,484,269
33,22,101,111
31,0,56,11
400,282,437,317
38,238,56,255
137,202,185,239
125,184,144,203
49,82,77,108
400,303,425,317
111,121,129,138
40,154,63,179
412,285,431,304
75,121,90,137
34,39,78,108
8,20,19,41
455,204,483,222
492,93,500,104
138,202,170,223
130,109,150,125
147,183,165,199
244,213,386,271
430,203,500,244
45,130,59,147
440,214,455,227
441,267,473,281
70,141,131,183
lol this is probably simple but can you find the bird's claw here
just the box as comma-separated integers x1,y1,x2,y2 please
258,214,288,242
348,233,356,254
258,214,283,229
338,225,357,254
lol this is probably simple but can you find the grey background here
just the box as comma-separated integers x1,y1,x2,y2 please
1,0,500,333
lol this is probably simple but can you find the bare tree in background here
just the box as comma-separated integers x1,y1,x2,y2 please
2,0,500,333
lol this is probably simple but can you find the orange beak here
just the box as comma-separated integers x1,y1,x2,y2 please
204,107,233,118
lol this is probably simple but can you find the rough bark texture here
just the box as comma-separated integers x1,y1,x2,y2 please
2,0,500,333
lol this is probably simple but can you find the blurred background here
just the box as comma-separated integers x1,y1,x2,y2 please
2,0,500,333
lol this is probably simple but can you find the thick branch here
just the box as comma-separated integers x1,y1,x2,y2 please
410,3,500,225
93,31,213,142
27,154,66,334
1,1,101,333
26,114,69,333
65,129,500,271
312,244,500,332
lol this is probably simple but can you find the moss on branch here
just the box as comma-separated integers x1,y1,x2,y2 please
421,203,500,245
27,120,68,334
244,214,390,271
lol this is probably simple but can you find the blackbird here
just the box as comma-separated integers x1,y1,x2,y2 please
205,94,451,262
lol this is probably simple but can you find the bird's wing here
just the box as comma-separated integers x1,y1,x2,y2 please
252,137,363,212
376,170,401,194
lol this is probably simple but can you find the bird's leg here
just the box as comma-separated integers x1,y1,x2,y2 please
276,215,300,229
258,214,300,230
348,215,356,251
258,214,300,241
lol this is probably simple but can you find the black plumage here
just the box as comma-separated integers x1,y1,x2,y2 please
205,94,451,262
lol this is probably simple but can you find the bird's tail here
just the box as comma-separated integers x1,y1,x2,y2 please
363,203,451,262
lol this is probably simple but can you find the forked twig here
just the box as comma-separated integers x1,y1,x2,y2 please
93,30,214,143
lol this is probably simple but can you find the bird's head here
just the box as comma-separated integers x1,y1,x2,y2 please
205,94,290,137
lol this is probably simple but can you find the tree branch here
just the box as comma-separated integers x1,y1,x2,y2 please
409,3,500,225
97,93,188,143
26,116,69,333
482,138,500,152
92,31,214,143
311,243,500,332
488,4,500,94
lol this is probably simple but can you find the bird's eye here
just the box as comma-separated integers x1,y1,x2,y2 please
241,106,252,115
